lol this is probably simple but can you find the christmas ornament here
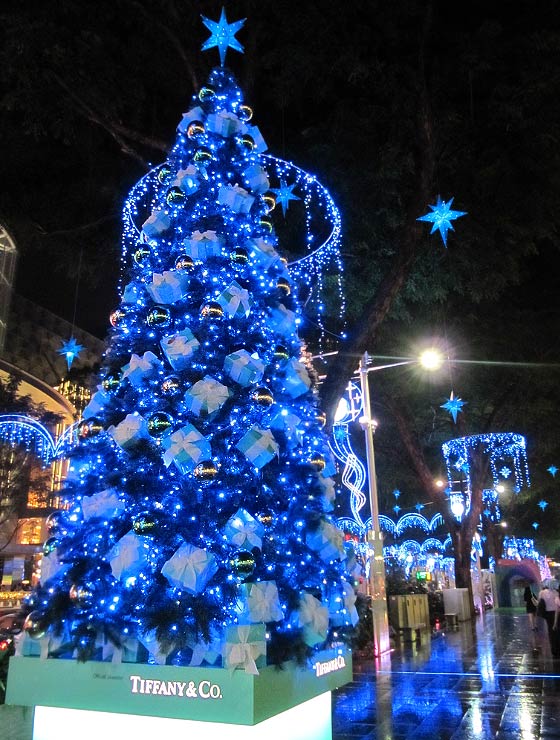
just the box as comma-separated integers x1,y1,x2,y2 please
262,192,277,213
162,424,211,474
161,375,181,396
272,179,300,216
110,308,127,327
440,391,466,423
133,245,151,265
231,247,249,264
186,121,205,139
417,195,467,247
78,417,104,440
238,104,253,122
229,550,256,581
255,510,275,528
198,85,215,102
276,277,291,295
69,584,93,608
166,186,186,206
200,301,224,319
201,7,245,66
132,512,157,535
316,411,327,428
82,489,125,521
45,511,65,533
157,165,172,184
146,305,172,327
193,146,212,163
193,460,218,480
161,542,218,593
108,413,150,450
273,345,290,362
42,537,58,556
58,336,84,371
147,411,173,437
308,454,326,472
259,216,273,233
252,387,274,406
237,133,255,151
102,372,122,393
23,611,47,640
175,254,195,271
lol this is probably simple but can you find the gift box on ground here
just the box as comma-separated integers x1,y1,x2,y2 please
268,304,298,337
98,635,147,664
306,520,346,563
160,328,200,370
146,270,188,304
108,413,150,450
82,386,110,419
223,349,264,386
243,164,270,194
142,210,171,239
177,106,205,134
182,229,224,260
223,508,265,550
207,109,242,137
218,184,255,214
82,488,125,521
329,580,359,627
237,581,283,624
235,424,279,468
216,280,253,318
173,165,200,195
293,593,329,647
161,423,211,474
247,237,280,269
108,530,151,582
241,123,268,153
184,376,231,416
161,541,218,594
121,351,162,387
122,282,143,304
282,357,312,398
223,623,266,675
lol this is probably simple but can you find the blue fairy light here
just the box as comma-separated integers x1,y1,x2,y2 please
417,195,467,247
58,336,84,370
393,489,401,499
532,522,539,530
538,500,549,511
272,179,300,216
201,7,245,66
548,465,558,477
440,391,466,423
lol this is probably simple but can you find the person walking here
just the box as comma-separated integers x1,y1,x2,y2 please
537,581,560,658
523,583,538,630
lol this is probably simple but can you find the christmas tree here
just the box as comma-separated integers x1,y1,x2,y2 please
27,11,356,671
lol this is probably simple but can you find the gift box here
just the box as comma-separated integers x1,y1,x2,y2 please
14,631,46,658
247,237,280,270
243,164,270,194
329,580,359,628
223,624,266,675
161,541,218,594
269,408,302,449
306,520,346,563
268,304,298,338
160,328,199,371
81,488,125,521
235,425,279,469
216,281,253,318
177,106,205,134
121,351,162,387
223,508,265,550
241,123,268,153
108,413,150,450
188,631,222,667
207,109,242,137
218,184,255,214
237,581,283,624
317,474,336,511
321,450,337,478
99,635,147,664
182,230,224,260
161,423,211,474
138,630,172,665
146,270,188,304
293,593,329,647
122,282,143,304
184,376,231,416
173,165,199,195
40,550,65,584
282,357,312,398
108,531,151,582
82,386,110,420
142,210,171,239
223,350,264,386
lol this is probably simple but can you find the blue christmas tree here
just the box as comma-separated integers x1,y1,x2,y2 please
28,64,355,668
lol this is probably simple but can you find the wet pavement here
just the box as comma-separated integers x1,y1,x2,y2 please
333,610,560,739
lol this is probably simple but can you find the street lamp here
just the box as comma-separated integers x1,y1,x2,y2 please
357,348,442,657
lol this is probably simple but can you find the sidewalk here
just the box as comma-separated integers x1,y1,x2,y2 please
333,610,560,739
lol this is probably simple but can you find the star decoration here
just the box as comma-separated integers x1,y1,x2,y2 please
440,391,467,423
500,466,511,479
548,465,558,477
415,503,425,512
532,522,539,530
201,7,245,66
58,336,84,370
393,504,401,514
417,195,467,247
392,489,401,499
272,179,300,216
538,500,549,511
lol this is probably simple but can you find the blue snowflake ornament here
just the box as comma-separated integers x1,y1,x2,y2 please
58,336,84,370
201,7,245,66
441,391,466,423
272,179,300,216
499,466,511,479
417,196,467,247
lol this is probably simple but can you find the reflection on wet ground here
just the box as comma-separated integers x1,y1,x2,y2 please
333,611,560,739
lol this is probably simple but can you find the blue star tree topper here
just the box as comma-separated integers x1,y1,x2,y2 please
201,7,245,66
272,179,300,216
58,337,84,370
441,391,466,423
417,195,467,247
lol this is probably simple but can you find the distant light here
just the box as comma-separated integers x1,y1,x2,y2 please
495,484,505,493
419,349,443,371
435,479,445,488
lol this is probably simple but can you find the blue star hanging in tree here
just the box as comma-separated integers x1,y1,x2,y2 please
417,195,467,247
58,336,84,370
532,522,539,530
548,465,558,477
415,503,425,512
392,489,401,499
393,504,401,514
440,391,466,423
272,179,300,216
538,500,549,511
201,7,245,66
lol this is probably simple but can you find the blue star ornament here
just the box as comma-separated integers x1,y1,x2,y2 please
417,195,467,247
538,500,549,511
272,180,300,216
440,391,466,423
58,336,84,370
201,8,245,66
548,465,558,477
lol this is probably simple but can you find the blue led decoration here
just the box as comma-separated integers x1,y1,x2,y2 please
272,179,300,216
415,503,424,512
201,7,245,66
482,488,501,522
393,504,401,514
538,500,549,511
393,489,401,499
503,536,541,562
499,466,511,478
548,465,558,477
417,195,467,247
0,414,78,466
533,522,540,529
440,391,466,423
58,336,84,370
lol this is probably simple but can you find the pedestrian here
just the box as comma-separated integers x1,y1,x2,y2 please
523,582,538,630
537,581,560,658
